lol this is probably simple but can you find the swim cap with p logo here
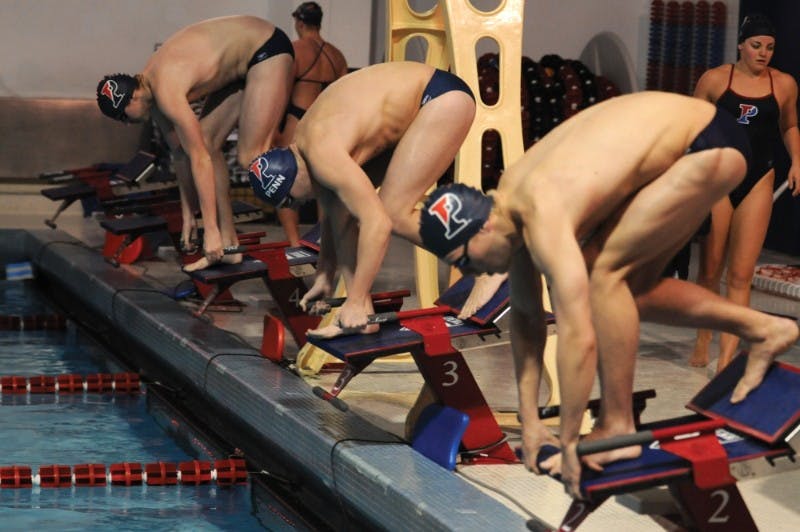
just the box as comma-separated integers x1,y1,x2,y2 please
96,73,137,122
248,147,298,207
419,183,493,258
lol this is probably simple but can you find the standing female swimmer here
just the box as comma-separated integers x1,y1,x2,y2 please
690,13,800,370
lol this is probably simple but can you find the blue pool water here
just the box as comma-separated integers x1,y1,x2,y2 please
0,280,312,531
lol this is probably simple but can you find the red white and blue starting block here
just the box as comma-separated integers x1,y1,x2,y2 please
538,354,800,531
309,276,522,468
186,224,409,362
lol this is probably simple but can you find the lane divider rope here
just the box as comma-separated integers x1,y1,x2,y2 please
0,372,141,394
0,458,248,488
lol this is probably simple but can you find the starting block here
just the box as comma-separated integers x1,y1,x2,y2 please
538,354,800,531
309,275,519,465
100,215,168,267
434,274,510,325
185,226,409,362
39,161,118,184
40,183,97,228
187,259,270,316
688,353,800,444
195,200,263,231
40,151,173,229
184,228,323,353
100,200,262,267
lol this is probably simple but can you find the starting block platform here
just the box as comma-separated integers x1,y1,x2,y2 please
539,354,800,531
184,225,409,362
40,151,174,229
99,200,262,267
40,182,96,202
184,229,323,353
187,259,270,316
99,215,168,267
39,161,119,184
688,354,800,444
310,276,519,466
195,200,263,229
434,274,512,326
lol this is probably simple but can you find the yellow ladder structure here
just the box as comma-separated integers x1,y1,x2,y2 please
440,0,561,412
387,0,450,308
441,0,525,189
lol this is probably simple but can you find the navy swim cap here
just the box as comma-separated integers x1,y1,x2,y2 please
96,74,137,122
248,147,297,207
738,14,776,43
420,183,493,258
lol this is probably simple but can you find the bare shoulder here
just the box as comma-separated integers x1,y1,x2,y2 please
327,43,347,63
292,38,315,55
149,70,185,103
698,64,730,82
772,68,799,92
694,65,730,100
328,45,348,74
292,39,316,65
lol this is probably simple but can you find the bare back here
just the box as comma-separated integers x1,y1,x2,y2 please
500,92,718,238
295,61,434,164
292,38,347,110
144,16,277,102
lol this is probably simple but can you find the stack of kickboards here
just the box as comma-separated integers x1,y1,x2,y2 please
476,52,621,192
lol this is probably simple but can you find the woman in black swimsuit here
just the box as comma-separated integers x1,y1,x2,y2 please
690,14,800,371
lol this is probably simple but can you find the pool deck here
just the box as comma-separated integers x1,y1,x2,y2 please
3,209,800,531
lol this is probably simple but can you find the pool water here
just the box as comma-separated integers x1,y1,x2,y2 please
0,280,314,531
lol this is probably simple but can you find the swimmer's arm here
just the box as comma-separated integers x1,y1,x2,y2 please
148,113,197,232
314,185,338,280
304,143,391,313
157,91,220,244
776,73,800,193
520,195,596,449
509,251,548,429
510,253,561,472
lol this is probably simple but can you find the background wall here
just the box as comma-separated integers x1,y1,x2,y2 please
1,0,741,99
0,0,371,98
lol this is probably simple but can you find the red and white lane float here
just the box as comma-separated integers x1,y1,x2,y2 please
0,458,248,488
0,313,66,331
0,372,141,394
